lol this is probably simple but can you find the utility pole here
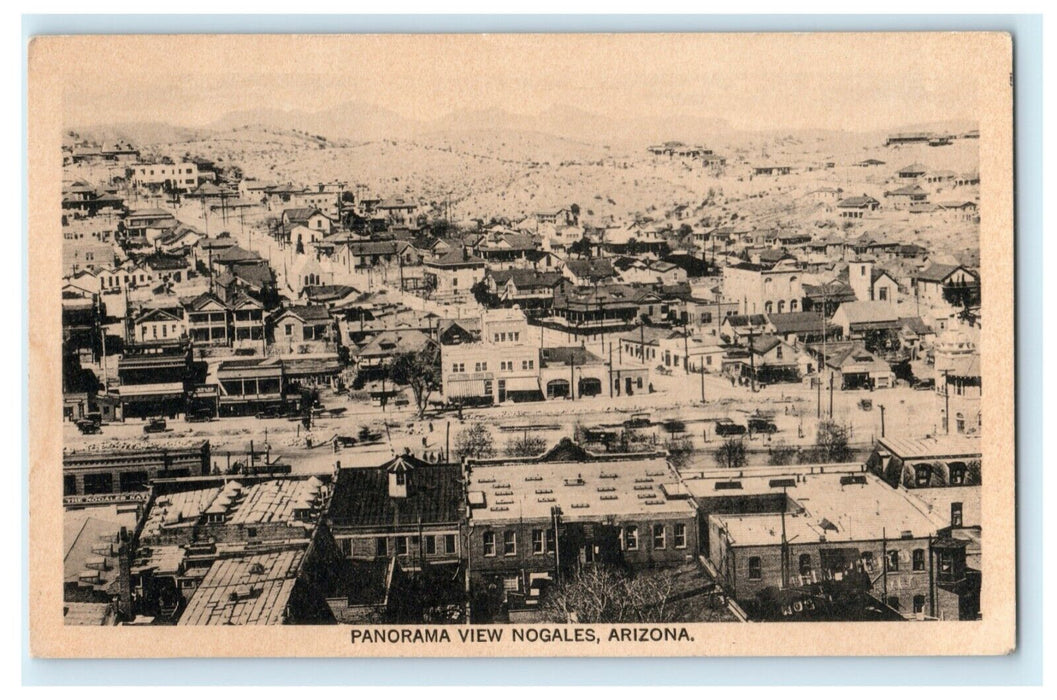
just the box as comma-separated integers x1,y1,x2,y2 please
829,372,835,419
608,342,613,398
700,362,705,403
746,325,759,393
879,404,886,438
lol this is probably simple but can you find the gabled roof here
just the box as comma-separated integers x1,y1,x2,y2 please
767,311,836,335
273,304,332,324
564,258,616,280
358,329,431,358
749,334,785,356
427,248,485,267
282,207,323,222
916,263,976,283
837,195,879,208
835,301,900,326
488,268,565,290
886,184,928,196
135,307,182,325
187,292,227,312
899,316,933,336
724,314,770,328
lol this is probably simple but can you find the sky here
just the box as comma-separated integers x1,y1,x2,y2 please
49,33,998,132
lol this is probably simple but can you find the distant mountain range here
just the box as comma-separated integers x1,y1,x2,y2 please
70,101,977,151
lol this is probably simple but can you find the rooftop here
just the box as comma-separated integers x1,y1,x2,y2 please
876,435,983,461
140,477,328,542
697,469,940,546
177,547,305,626
467,456,697,524
328,456,462,529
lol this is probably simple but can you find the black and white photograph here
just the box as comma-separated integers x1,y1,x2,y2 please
28,31,1015,657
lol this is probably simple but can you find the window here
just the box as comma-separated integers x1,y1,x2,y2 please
652,524,666,549
949,464,966,485
445,534,457,554
956,413,965,433
494,334,500,342
913,595,926,614
914,465,931,487
528,360,534,369
776,345,783,360
377,537,388,556
503,530,517,556
790,300,798,312
247,528,257,538
285,323,293,336
396,537,408,556
674,523,687,549
532,529,545,554
701,311,713,324
636,378,643,389
878,287,888,301
887,596,901,611
799,554,812,576
912,549,926,571
395,472,405,486
748,556,762,580
862,551,876,572
546,529,556,553
425,535,436,555
887,550,900,572
513,332,520,342
624,525,639,551
481,362,487,371
951,502,963,527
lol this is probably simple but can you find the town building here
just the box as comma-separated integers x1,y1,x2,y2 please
723,258,804,315
327,455,463,565
441,309,539,405
686,464,958,620
464,448,699,610
63,442,210,497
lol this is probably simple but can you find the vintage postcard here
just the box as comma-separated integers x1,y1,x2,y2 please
28,32,1014,657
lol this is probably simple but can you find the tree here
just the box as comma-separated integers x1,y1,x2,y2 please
665,438,695,468
768,442,798,466
506,432,548,457
539,565,681,623
815,420,852,463
388,349,439,419
714,438,747,469
454,422,495,460
568,236,593,259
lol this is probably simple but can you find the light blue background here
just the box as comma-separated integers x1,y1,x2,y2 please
22,13,1042,686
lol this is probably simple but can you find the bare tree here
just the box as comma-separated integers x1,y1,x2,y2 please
454,422,495,460
714,438,747,469
539,565,680,623
388,349,439,418
506,433,548,457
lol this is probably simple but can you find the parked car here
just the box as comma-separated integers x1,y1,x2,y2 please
714,418,747,436
623,412,652,429
187,409,214,423
74,418,101,435
912,378,935,390
143,418,167,434
256,406,285,420
748,416,779,434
